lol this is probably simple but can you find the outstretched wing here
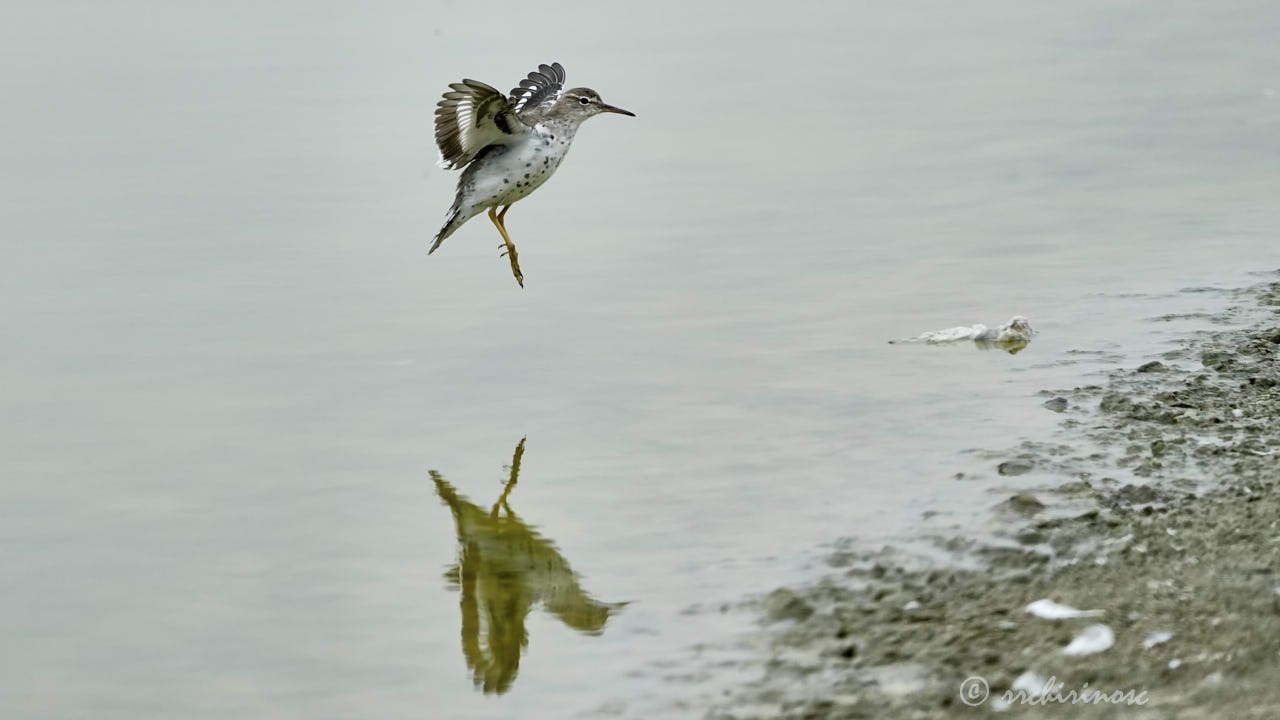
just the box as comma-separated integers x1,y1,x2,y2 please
510,62,566,116
434,79,526,170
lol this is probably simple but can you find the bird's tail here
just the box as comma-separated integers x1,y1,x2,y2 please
430,206,463,254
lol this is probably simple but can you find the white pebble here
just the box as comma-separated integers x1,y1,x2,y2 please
1026,599,1104,619
1062,624,1115,656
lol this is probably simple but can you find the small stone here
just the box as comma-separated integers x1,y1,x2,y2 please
1043,396,1068,412
1201,349,1235,369
1116,484,1159,504
1057,480,1092,493
1137,360,1167,373
1016,527,1047,545
998,459,1034,476
763,588,814,623
1100,392,1134,414
1006,493,1046,515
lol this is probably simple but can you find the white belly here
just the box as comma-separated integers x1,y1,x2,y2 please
464,125,577,211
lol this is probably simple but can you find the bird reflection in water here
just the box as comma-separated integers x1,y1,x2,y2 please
431,438,622,694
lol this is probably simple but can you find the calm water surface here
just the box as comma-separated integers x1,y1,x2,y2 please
3,2,1279,718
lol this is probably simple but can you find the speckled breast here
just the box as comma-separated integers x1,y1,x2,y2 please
482,123,578,207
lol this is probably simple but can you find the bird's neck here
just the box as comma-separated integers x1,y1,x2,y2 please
536,117,583,140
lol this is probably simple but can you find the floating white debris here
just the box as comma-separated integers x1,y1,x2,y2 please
1232,408,1244,418
1169,658,1182,669
1143,630,1174,649
1026,599,1105,620
903,600,921,611
1062,623,1115,656
890,316,1034,353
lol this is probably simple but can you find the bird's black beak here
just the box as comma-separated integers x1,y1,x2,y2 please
600,103,635,117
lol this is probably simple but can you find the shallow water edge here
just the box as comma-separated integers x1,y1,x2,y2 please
720,273,1280,719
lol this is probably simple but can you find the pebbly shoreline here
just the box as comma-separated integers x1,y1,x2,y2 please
717,276,1280,719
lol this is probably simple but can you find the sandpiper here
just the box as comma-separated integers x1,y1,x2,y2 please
429,62,634,287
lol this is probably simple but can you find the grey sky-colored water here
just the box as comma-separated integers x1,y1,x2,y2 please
3,1,1279,718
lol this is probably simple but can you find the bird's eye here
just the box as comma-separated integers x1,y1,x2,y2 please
578,97,591,105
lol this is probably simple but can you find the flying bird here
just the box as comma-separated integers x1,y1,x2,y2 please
430,62,634,287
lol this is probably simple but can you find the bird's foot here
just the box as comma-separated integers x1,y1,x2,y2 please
500,242,524,287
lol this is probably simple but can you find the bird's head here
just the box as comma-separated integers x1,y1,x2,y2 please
555,88,635,121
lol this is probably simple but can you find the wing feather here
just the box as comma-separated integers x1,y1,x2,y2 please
434,79,526,170
510,62,566,115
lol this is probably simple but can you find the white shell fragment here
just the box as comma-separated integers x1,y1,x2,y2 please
1061,623,1115,656
1025,599,1105,620
1011,670,1048,696
1143,630,1174,649
992,671,1050,711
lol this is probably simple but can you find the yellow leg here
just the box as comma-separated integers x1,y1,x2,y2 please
490,437,526,519
489,205,522,287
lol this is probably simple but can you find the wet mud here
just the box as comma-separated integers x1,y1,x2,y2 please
718,277,1280,719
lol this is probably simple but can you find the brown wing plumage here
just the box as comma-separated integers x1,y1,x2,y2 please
434,79,525,170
